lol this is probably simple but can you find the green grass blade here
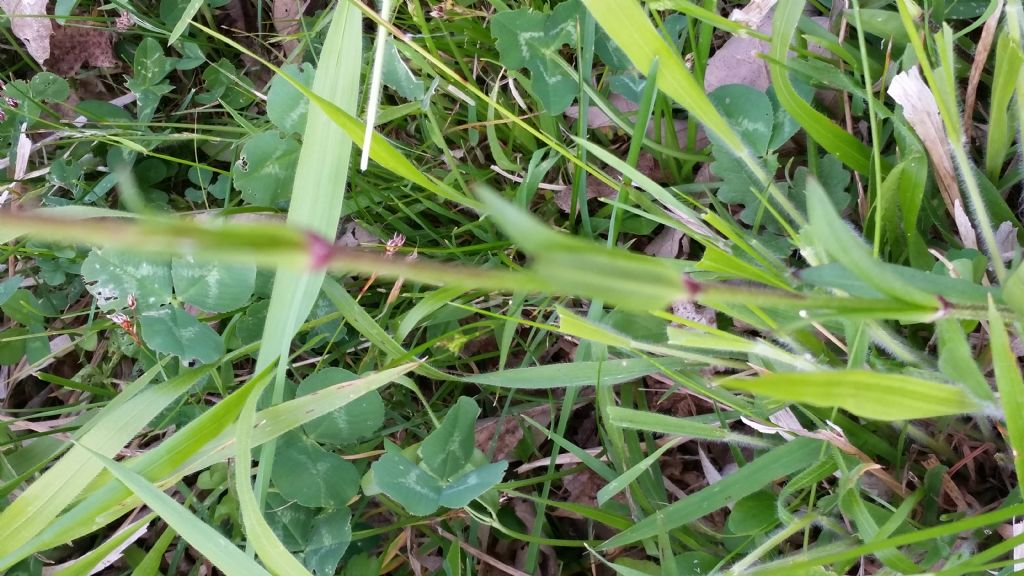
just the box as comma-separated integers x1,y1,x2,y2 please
476,186,684,310
721,370,982,420
805,176,938,308
599,438,823,549
0,366,213,559
0,362,267,567
463,359,683,389
895,0,1008,281
320,277,451,380
50,514,154,576
130,525,177,576
190,21,472,207
235,369,314,576
985,30,1023,180
167,0,203,44
596,438,681,506
580,0,800,224
606,407,771,447
80,446,271,576
244,3,362,567
10,364,414,564
936,319,996,402
769,0,872,174
988,297,1024,498
575,137,723,245
746,501,1024,574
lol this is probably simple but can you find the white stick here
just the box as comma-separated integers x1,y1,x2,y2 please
361,0,394,171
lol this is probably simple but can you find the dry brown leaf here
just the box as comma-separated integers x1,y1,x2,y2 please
704,19,774,93
0,0,52,65
562,467,607,506
474,404,552,461
888,67,961,216
644,227,684,258
705,15,829,93
964,0,1004,143
746,416,908,497
45,24,119,77
272,0,304,57
564,93,638,129
921,454,971,512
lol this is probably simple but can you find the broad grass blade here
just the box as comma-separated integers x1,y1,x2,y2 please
82,447,271,576
805,176,938,308
770,0,872,173
0,365,213,561
988,297,1024,498
721,370,982,420
607,407,770,447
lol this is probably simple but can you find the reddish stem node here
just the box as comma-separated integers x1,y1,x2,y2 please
306,231,335,270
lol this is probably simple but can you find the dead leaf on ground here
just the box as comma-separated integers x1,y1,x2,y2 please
45,24,119,77
704,17,775,93
564,95,709,151
553,152,664,213
219,0,272,87
475,404,553,461
564,93,638,129
704,14,829,93
335,218,379,248
997,521,1024,573
644,227,684,258
273,0,303,57
0,0,51,65
671,300,717,328
561,466,607,507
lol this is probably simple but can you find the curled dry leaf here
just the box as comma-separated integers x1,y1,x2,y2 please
995,221,1018,262
888,67,961,216
45,24,119,77
728,0,778,27
742,415,908,497
14,123,31,181
964,0,1004,143
0,0,51,65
